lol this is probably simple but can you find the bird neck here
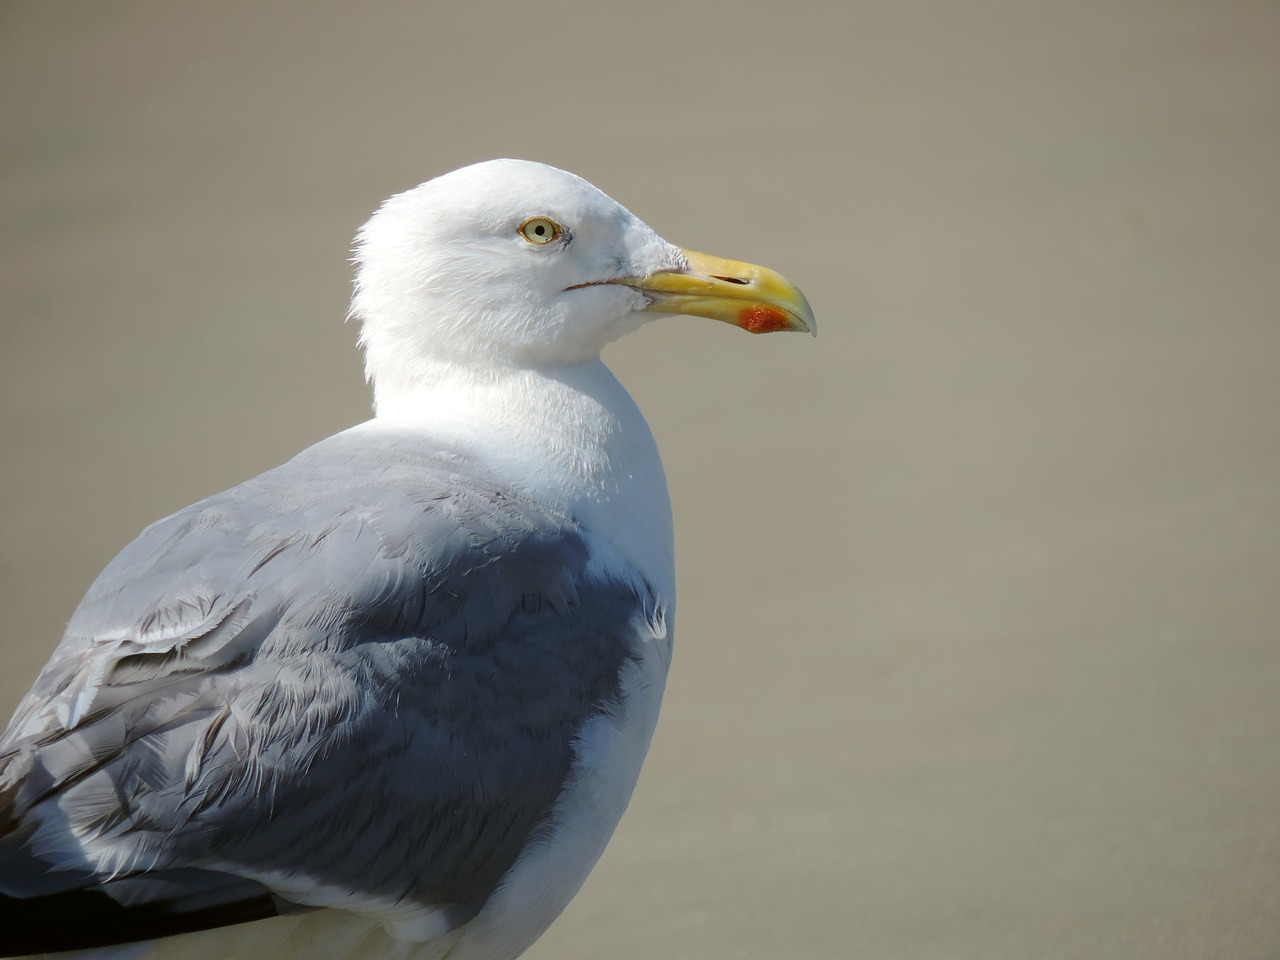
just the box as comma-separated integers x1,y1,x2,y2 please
371,358,675,599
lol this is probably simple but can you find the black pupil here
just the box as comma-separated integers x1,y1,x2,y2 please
534,224,546,235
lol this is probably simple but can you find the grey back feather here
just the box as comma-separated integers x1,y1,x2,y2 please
0,426,655,944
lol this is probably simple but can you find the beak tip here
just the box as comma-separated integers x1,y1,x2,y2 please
792,295,817,337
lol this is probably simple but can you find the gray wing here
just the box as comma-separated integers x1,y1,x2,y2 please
0,427,657,954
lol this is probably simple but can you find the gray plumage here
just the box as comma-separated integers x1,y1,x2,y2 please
0,425,656,952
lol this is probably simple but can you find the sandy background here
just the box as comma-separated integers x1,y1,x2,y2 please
3,1,1280,957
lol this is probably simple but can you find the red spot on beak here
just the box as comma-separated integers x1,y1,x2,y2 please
737,305,791,334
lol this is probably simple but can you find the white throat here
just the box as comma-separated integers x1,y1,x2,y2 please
370,359,675,601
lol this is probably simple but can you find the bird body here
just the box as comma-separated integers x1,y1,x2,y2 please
0,160,812,960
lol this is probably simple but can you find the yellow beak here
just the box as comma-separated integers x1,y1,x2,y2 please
622,248,816,336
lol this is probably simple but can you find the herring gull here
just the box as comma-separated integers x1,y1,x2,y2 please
0,159,815,960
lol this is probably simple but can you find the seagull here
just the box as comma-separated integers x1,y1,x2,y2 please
0,159,814,960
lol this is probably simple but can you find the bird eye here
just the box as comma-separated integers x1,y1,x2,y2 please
518,217,562,245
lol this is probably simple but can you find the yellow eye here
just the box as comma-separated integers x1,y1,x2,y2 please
518,217,561,245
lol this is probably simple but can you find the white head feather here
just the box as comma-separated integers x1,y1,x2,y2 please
352,159,686,403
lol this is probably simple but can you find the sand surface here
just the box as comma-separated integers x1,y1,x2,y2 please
2,2,1279,957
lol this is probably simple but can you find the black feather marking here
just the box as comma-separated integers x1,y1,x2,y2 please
0,885,289,956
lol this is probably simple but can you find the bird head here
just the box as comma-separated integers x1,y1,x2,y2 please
351,159,814,389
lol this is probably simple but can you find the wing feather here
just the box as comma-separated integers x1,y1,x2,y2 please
0,429,654,954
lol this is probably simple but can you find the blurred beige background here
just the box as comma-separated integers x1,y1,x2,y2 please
3,1,1279,958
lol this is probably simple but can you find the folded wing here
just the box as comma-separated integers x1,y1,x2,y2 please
0,429,655,955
